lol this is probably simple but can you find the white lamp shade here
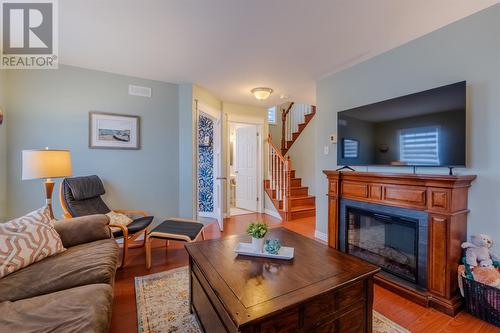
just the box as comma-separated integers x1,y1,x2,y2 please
22,149,72,180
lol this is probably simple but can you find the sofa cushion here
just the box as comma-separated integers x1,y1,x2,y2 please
0,283,113,333
0,206,65,278
54,214,112,248
0,239,118,302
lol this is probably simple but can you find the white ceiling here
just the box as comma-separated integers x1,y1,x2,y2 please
60,0,499,107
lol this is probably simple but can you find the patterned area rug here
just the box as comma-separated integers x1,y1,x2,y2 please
135,267,409,333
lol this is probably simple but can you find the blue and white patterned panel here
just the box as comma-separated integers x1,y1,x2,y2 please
198,115,214,212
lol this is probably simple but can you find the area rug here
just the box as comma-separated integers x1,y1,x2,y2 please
135,266,409,333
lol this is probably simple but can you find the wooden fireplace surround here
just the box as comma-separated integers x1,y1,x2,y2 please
323,170,476,316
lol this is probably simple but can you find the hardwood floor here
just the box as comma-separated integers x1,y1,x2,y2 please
111,214,499,333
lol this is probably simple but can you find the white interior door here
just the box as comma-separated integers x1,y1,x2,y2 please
235,125,257,211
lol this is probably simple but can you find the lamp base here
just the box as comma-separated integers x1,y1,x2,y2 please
44,179,55,219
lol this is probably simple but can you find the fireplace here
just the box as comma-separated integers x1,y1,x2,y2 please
324,171,476,315
339,199,428,289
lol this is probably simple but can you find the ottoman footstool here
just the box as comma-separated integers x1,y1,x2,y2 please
145,218,205,269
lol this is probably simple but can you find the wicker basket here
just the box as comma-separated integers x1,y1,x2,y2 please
461,259,500,327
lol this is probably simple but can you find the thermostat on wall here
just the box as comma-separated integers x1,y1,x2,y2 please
329,133,337,144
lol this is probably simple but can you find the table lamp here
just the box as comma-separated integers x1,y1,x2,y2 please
22,148,72,219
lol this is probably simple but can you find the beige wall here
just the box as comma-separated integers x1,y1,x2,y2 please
193,85,222,111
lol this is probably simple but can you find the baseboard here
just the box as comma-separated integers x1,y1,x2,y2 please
314,230,328,242
264,208,282,220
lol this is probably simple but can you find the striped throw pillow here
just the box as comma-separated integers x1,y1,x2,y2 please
0,206,66,278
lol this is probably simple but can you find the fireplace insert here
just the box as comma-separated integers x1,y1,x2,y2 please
339,199,428,289
347,207,418,283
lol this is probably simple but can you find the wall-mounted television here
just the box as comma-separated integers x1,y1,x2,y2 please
337,81,466,167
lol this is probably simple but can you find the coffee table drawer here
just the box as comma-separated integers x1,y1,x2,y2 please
303,281,365,329
259,308,299,333
312,303,366,333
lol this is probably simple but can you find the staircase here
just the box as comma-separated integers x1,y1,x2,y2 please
281,103,316,156
265,103,316,221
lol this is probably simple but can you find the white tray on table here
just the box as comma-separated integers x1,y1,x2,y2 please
234,242,294,260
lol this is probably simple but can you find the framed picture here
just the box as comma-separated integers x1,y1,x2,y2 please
89,112,140,149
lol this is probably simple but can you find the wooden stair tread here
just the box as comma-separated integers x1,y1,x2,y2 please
290,205,316,212
290,195,314,200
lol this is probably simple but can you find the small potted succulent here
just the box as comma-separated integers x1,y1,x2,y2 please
246,221,268,253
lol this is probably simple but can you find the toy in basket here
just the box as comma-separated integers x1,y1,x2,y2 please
458,234,500,327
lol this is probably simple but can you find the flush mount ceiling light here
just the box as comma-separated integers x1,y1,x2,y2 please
251,87,273,101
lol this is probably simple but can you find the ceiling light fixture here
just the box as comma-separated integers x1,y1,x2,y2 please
251,87,273,101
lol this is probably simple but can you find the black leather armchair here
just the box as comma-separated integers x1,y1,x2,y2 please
59,175,153,268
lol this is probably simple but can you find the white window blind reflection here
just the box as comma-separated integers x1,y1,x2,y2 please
399,127,440,165
343,139,359,158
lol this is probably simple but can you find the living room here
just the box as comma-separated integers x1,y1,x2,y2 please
1,1,500,332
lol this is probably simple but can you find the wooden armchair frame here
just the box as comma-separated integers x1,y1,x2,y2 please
59,186,150,268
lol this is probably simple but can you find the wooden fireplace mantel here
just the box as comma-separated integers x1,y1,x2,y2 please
323,170,476,316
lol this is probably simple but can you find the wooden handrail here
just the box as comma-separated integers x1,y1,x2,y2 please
267,134,286,162
281,102,295,152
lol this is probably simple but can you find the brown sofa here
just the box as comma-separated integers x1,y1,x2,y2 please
0,214,119,333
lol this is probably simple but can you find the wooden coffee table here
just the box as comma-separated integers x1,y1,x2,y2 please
185,228,380,333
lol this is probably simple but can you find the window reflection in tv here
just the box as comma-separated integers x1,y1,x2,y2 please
337,81,466,167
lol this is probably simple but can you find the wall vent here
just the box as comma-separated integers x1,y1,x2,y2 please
128,84,151,98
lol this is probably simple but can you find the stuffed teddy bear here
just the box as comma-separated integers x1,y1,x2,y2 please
461,234,499,267
458,234,500,294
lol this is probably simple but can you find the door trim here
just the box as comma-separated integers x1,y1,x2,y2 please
196,102,224,230
227,120,264,215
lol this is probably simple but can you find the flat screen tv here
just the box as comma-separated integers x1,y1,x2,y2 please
337,81,466,167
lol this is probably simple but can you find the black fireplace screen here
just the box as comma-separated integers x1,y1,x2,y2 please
346,207,418,283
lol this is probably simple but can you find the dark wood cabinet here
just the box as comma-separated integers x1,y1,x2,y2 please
323,171,476,316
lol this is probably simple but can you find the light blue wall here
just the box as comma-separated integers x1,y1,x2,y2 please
0,70,7,220
315,4,500,250
5,65,180,221
178,84,195,218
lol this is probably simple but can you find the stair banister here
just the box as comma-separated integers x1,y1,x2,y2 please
267,134,291,217
266,106,317,221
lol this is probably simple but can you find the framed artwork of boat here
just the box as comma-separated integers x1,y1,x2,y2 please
89,112,140,149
